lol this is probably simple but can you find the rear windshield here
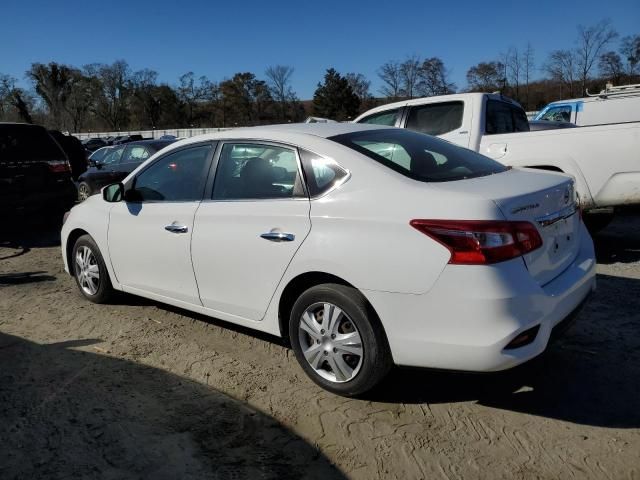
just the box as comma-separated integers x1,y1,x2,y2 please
0,125,66,162
329,128,507,182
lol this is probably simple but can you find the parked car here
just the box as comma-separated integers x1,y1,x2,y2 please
534,83,640,126
61,123,596,396
1,123,76,219
76,139,175,201
82,137,107,152
354,92,640,230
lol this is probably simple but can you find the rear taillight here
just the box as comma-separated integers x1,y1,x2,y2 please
410,219,543,265
47,160,71,173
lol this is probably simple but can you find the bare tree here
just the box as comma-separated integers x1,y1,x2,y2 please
417,57,456,96
400,55,422,98
575,20,618,94
599,51,624,84
345,72,371,103
544,50,579,98
0,74,33,123
523,43,535,110
378,61,402,99
620,34,640,80
27,62,76,129
466,61,505,92
505,47,522,101
265,65,295,121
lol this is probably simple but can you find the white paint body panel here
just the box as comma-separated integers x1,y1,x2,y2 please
61,123,596,373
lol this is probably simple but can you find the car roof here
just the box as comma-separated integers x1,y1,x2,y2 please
172,123,392,146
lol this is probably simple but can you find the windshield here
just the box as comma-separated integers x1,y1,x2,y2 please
329,128,507,182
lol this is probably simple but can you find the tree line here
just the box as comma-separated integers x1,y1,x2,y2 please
0,20,637,132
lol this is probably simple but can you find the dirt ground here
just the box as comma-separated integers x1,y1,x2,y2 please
1,212,639,480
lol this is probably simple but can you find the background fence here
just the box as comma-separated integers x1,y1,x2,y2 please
73,127,233,140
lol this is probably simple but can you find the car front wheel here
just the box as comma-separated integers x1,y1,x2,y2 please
72,234,114,303
289,283,392,396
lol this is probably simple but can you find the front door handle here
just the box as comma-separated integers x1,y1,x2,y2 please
165,223,188,234
260,232,295,242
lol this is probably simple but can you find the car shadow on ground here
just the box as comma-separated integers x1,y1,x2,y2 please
373,271,640,429
0,332,345,480
0,271,56,285
593,209,640,264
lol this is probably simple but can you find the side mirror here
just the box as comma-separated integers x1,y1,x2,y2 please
103,183,124,202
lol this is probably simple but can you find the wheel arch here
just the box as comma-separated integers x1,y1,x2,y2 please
277,271,389,349
65,228,90,276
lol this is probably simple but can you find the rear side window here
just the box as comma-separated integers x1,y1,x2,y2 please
122,145,150,163
405,101,463,136
485,100,530,134
329,128,506,182
299,149,349,197
212,143,305,200
358,108,401,126
0,125,65,162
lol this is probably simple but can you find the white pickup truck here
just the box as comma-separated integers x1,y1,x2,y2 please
354,93,640,228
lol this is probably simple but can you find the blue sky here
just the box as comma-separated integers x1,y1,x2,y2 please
1,0,638,98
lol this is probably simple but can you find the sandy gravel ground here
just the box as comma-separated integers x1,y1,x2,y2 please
1,212,639,479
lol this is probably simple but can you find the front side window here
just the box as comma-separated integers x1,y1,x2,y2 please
485,100,530,135
405,101,464,136
131,144,212,202
329,128,506,182
358,108,402,126
212,143,305,200
538,105,572,123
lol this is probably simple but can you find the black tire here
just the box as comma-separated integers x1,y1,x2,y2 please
71,234,114,304
289,283,392,396
583,211,615,234
77,182,92,202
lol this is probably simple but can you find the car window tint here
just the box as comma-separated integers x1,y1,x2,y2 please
132,145,212,202
299,149,349,197
122,146,150,163
358,108,401,126
212,143,305,200
101,146,125,165
329,128,506,182
486,100,530,134
406,101,463,136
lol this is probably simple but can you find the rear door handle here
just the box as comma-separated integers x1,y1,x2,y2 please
165,223,188,234
260,232,295,242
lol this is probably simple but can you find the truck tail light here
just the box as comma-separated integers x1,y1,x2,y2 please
410,219,543,265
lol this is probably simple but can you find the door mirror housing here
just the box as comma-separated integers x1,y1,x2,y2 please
103,183,124,203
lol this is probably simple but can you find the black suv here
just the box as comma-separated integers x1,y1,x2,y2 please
76,139,176,200
0,123,77,219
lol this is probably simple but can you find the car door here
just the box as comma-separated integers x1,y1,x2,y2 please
107,143,215,305
191,141,311,321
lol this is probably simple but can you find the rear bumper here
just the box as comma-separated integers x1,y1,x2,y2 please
2,181,76,213
363,222,597,371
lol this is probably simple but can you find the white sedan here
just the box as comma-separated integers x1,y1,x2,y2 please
61,123,596,396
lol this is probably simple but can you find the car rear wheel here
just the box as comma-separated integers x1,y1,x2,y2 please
77,182,92,202
72,234,114,303
289,283,392,396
